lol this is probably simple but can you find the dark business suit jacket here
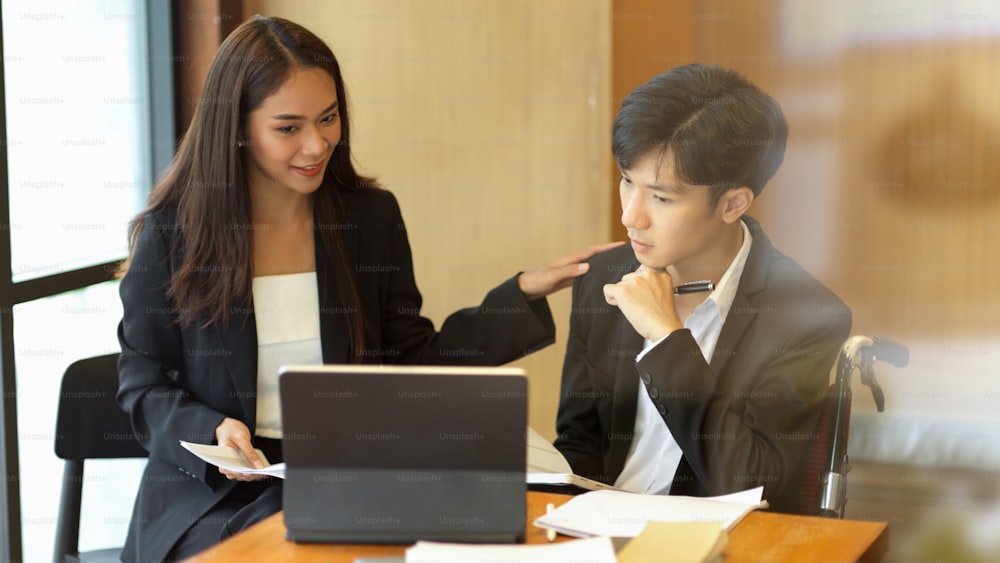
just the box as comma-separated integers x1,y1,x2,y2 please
553,216,850,513
117,187,555,563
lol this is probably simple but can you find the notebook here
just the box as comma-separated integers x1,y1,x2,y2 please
278,364,528,544
526,427,621,492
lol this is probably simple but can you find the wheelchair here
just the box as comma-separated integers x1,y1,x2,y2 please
796,335,909,518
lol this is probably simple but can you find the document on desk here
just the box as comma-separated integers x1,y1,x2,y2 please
533,486,766,538
526,427,621,491
405,536,616,563
179,441,286,479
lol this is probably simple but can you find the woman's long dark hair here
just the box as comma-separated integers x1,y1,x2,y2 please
126,15,369,361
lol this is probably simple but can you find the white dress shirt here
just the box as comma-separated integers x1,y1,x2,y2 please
614,220,753,494
252,272,323,438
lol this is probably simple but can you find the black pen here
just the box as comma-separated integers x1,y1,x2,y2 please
673,280,714,295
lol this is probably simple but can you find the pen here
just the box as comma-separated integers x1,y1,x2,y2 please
545,503,556,542
673,280,714,295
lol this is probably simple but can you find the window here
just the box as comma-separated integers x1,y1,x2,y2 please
0,1,172,560
2,0,151,282
14,283,145,559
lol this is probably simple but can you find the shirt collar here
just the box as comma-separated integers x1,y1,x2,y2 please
701,219,753,323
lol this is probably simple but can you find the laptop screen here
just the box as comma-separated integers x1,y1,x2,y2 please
278,364,528,543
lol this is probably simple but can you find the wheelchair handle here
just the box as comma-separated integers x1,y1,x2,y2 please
872,336,909,368
840,335,909,370
823,334,908,517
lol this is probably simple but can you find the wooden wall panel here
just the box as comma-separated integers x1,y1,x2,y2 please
691,1,1000,342
175,0,243,132
833,39,1000,339
609,0,695,241
244,0,612,438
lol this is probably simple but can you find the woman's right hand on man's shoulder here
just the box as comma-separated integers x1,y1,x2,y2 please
517,241,626,301
215,417,270,481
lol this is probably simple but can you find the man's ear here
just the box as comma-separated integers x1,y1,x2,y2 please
719,187,754,223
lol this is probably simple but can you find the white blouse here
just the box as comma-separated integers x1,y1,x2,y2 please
252,272,323,439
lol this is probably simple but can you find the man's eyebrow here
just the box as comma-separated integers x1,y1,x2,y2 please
270,99,339,120
643,180,688,195
622,170,688,195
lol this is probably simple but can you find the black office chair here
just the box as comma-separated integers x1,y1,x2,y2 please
795,335,909,517
53,353,148,563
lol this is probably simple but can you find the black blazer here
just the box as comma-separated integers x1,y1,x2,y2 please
553,216,851,513
117,187,555,563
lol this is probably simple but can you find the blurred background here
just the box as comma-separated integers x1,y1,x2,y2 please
1,0,998,560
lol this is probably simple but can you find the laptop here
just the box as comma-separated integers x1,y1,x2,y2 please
278,364,528,544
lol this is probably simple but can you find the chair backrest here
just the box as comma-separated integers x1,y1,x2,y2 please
54,353,148,460
53,353,147,563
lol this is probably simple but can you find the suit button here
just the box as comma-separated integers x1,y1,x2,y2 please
656,404,667,416
641,373,652,385
648,387,659,399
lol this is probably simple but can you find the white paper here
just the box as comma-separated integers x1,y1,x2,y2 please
527,426,573,474
406,536,616,563
179,441,286,479
526,427,621,491
534,486,767,538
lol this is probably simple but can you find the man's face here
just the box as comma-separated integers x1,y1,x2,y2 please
619,150,730,274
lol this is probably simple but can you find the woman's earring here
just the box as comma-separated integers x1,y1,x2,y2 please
237,140,247,148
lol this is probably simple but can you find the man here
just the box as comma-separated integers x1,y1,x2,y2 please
554,64,850,513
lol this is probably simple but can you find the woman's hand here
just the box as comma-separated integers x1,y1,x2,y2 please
215,417,270,482
518,242,625,300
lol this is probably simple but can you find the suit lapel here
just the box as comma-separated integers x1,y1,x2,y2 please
607,255,643,477
710,216,771,374
218,306,258,423
316,199,357,364
609,323,643,477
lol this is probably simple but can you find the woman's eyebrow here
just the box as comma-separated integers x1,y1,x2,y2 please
270,99,339,120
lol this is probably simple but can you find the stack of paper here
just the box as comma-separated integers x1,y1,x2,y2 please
533,486,766,538
405,536,616,563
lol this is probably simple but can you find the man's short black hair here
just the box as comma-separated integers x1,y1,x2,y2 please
612,64,788,207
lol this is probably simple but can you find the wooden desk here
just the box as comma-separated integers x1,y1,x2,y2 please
185,491,888,562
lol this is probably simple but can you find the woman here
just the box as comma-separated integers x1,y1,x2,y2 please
117,15,615,562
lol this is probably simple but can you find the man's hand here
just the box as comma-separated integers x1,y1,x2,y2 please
518,242,625,300
603,265,683,341
215,417,269,482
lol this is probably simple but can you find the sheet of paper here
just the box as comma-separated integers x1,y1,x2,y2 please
527,426,573,474
533,486,766,538
526,427,621,491
179,441,286,479
617,521,727,563
405,536,616,563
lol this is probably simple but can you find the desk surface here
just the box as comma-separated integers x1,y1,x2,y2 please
185,491,888,562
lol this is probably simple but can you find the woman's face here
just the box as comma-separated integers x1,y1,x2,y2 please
245,66,341,197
